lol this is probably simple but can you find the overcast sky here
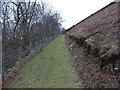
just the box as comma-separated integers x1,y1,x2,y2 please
42,0,114,29
5,0,114,29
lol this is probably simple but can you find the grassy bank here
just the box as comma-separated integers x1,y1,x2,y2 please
9,35,79,88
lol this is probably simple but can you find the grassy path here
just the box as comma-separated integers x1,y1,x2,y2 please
9,35,80,88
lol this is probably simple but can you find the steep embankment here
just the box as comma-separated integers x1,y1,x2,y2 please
65,2,120,88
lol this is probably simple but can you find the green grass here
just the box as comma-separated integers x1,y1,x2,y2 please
8,35,79,88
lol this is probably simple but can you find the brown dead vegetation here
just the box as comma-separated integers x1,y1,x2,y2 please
65,2,120,88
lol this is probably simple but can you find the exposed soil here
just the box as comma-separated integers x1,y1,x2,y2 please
65,35,119,88
64,2,120,88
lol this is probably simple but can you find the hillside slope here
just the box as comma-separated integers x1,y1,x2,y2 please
65,2,120,88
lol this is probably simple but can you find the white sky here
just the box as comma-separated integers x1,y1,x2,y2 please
3,0,114,29
43,0,114,29
1,0,114,29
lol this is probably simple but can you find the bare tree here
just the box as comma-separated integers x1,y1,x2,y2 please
1,0,63,53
